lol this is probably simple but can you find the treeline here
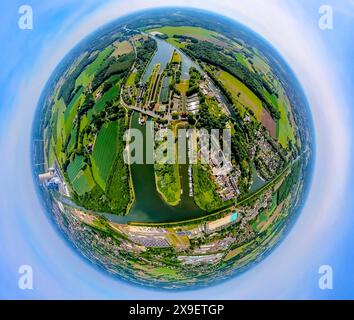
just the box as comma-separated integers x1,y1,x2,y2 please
184,41,280,120
58,53,98,105
92,52,135,92
172,34,198,43
186,67,201,96
231,123,252,194
196,101,229,132
135,38,157,84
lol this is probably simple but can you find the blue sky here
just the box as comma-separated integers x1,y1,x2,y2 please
0,0,354,299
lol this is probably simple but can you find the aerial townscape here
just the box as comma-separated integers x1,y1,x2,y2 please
33,8,313,289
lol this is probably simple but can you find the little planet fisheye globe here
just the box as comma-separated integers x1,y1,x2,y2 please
32,8,314,289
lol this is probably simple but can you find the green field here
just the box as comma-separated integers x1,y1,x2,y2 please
63,87,84,138
148,267,185,279
67,155,85,183
126,71,137,86
80,114,89,132
91,122,119,191
94,83,120,113
67,125,77,154
72,167,95,195
148,26,218,47
105,118,132,213
75,46,114,88
234,52,249,69
171,50,181,64
276,95,295,148
54,98,66,141
218,70,263,119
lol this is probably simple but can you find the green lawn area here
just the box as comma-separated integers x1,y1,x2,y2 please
72,167,95,195
193,164,223,212
276,95,295,148
105,119,132,213
67,155,85,182
145,64,160,103
91,121,119,191
126,71,137,86
51,98,66,163
171,50,181,64
176,80,189,94
54,133,64,164
149,267,183,279
234,52,249,69
148,26,218,48
218,70,263,120
48,136,56,166
53,98,65,140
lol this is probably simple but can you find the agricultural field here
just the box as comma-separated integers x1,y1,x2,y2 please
105,118,132,213
126,71,137,86
234,52,249,69
91,121,119,190
72,167,96,196
75,46,115,88
218,70,263,120
147,26,220,48
276,94,296,148
67,155,85,183
112,40,133,57
44,32,153,215
218,70,286,140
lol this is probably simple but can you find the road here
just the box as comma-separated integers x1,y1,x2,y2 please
120,94,166,120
